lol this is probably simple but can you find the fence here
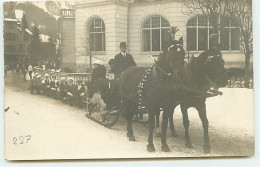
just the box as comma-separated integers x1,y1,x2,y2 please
33,67,92,83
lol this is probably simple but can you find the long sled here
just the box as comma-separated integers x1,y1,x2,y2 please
86,102,124,128
86,90,223,128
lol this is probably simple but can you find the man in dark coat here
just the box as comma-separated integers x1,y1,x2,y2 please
109,42,136,78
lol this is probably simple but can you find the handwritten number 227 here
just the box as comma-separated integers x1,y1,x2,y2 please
13,135,31,145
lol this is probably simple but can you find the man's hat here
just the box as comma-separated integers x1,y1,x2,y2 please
120,42,127,48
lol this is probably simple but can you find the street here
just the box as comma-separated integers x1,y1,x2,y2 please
4,71,254,160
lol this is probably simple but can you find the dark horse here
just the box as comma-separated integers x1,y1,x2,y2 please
119,37,186,151
120,40,227,153
156,48,228,153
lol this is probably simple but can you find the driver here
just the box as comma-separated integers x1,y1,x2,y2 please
109,42,136,78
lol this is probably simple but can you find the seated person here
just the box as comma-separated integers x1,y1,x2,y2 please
41,74,51,95
50,75,60,99
35,75,42,94
66,77,77,106
29,73,39,94
91,60,106,83
88,60,108,111
59,77,67,100
74,80,86,107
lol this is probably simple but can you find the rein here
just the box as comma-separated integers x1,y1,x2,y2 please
154,59,174,77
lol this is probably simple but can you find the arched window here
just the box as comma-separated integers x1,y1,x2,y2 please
89,18,105,52
142,16,170,52
187,15,240,51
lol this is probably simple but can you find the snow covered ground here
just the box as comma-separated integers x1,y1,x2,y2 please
4,73,254,160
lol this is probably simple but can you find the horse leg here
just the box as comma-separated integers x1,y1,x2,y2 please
155,108,162,138
196,103,210,153
147,108,156,152
169,107,177,137
126,105,136,141
161,108,171,152
180,104,193,149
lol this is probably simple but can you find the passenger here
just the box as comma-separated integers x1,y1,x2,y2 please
59,77,67,101
66,77,77,106
50,75,59,99
41,74,51,95
29,73,39,94
35,75,42,94
74,80,86,107
91,60,106,83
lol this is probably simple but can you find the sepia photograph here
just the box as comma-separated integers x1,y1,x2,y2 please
3,0,254,160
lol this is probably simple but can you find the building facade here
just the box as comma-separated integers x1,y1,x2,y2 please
4,9,31,67
68,0,252,70
59,9,76,70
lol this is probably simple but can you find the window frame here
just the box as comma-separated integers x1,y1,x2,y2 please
142,16,170,53
187,15,241,53
89,18,106,53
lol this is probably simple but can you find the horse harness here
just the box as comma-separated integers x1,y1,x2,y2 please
136,58,223,111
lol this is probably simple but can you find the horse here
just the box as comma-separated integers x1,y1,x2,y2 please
120,39,227,153
165,48,227,153
119,37,186,151
154,47,228,153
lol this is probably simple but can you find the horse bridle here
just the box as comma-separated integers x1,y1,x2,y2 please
205,55,225,75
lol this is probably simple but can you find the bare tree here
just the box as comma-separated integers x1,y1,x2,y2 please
226,0,253,88
76,34,93,73
181,0,228,47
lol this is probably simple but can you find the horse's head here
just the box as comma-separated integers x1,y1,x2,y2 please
204,51,228,89
167,37,185,78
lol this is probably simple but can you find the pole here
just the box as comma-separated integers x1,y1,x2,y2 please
89,38,92,73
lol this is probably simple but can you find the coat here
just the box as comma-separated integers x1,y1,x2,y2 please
65,83,77,96
91,65,106,82
111,53,136,77
50,80,59,89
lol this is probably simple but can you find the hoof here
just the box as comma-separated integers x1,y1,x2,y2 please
161,145,171,152
156,132,162,138
203,144,211,153
185,142,193,149
171,131,178,137
147,144,155,152
129,135,136,141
